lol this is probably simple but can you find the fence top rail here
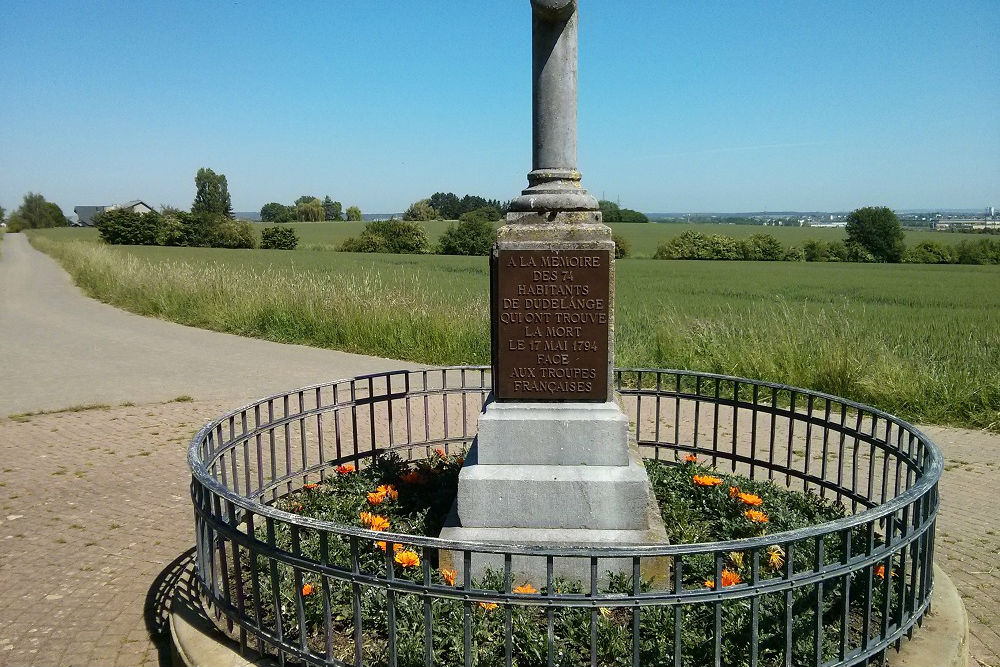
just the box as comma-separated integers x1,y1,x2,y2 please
188,366,943,559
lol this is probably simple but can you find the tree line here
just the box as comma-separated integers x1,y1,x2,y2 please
260,196,361,223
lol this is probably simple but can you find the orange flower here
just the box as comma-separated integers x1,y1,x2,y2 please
377,484,399,500
360,511,390,531
394,550,420,568
693,474,723,487
335,464,355,475
478,601,498,611
400,470,425,485
744,509,768,523
302,583,316,596
434,447,447,458
513,583,537,594
729,485,741,498
737,491,763,506
704,568,743,589
303,483,318,490
874,565,894,580
683,454,698,463
456,457,465,466
367,490,387,505
441,568,457,586
376,541,405,553
291,503,303,512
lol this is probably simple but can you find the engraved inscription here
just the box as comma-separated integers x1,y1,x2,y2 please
495,249,609,401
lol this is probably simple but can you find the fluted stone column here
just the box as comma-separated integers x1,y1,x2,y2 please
440,1,664,581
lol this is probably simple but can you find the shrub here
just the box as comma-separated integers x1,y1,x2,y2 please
740,233,784,261
653,231,712,259
339,219,429,254
438,210,497,256
261,226,299,250
213,219,256,249
783,245,805,261
955,237,1000,265
95,209,161,245
612,233,631,259
903,241,957,264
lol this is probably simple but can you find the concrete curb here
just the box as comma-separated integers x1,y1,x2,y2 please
170,563,969,667
889,564,970,667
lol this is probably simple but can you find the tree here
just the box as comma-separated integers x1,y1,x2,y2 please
8,192,67,229
322,196,343,221
339,219,428,254
345,206,362,221
296,198,325,222
294,195,317,206
403,199,438,222
192,168,233,219
260,202,293,223
94,208,161,245
429,192,461,219
0,205,5,222
845,206,904,262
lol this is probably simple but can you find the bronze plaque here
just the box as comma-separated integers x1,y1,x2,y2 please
494,249,610,401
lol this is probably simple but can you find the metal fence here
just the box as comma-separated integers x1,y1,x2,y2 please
188,367,942,667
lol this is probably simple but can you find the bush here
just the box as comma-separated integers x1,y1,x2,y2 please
95,209,162,245
955,237,1000,265
403,199,438,222
783,245,805,261
438,210,497,256
903,241,957,264
339,219,429,254
740,233,784,261
213,219,256,249
653,231,711,259
612,233,631,259
261,226,299,250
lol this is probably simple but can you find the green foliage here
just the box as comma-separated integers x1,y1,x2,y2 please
8,192,67,230
94,209,161,245
322,196,342,221
294,195,317,206
654,231,745,260
403,199,438,221
600,200,648,223
741,233,785,260
260,202,294,223
345,205,362,222
0,205,5,222
260,226,299,250
612,232,631,259
296,198,325,222
427,192,508,220
437,210,496,255
191,167,233,219
903,240,957,264
212,219,256,249
340,219,429,254
845,206,904,262
954,237,1000,265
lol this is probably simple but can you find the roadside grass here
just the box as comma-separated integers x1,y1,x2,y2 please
26,230,1000,430
8,403,112,422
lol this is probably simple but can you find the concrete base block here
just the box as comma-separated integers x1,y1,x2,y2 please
456,445,650,530
476,399,630,466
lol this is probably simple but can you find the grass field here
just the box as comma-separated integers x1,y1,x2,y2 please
26,227,1000,430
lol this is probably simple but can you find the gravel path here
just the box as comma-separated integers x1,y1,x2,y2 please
0,233,996,666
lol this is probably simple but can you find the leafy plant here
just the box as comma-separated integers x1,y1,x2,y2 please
260,226,299,250
340,219,429,254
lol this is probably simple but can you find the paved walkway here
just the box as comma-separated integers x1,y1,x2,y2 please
0,235,997,666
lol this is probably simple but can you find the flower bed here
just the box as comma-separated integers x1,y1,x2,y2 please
240,451,887,666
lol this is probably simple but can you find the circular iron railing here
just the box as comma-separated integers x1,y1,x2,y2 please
188,367,942,667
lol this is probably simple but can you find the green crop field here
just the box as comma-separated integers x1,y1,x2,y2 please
26,227,1000,430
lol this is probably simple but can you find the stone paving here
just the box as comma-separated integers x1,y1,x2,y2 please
0,402,997,666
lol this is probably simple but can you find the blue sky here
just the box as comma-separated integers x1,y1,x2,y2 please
1,1,997,216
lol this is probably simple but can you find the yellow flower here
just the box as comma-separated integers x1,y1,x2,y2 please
478,601,498,611
394,550,420,568
513,583,537,594
767,545,785,570
377,484,399,500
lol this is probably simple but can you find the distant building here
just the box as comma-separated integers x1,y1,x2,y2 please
73,200,154,227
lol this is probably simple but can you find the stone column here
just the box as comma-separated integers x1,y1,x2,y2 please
440,1,663,580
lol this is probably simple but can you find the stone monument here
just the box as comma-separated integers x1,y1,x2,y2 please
442,0,662,562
